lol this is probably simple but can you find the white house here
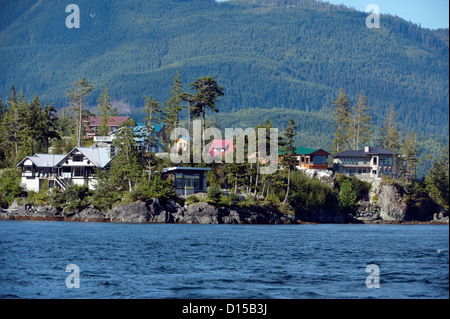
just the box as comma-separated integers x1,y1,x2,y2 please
16,154,66,192
333,146,395,180
17,147,111,192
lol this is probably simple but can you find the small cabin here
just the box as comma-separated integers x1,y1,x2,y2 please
295,147,330,170
161,167,211,196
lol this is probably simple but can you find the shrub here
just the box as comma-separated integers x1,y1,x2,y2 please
51,184,92,213
185,195,200,205
207,186,222,203
289,171,339,214
122,173,176,204
338,178,359,215
0,168,23,208
228,192,241,205
266,191,280,205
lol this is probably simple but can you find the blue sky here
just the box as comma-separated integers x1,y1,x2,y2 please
326,0,449,29
216,0,449,29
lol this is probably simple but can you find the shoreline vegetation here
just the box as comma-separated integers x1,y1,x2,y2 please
1,170,448,225
0,77,448,225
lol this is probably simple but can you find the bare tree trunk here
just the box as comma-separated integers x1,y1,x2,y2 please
77,97,83,147
283,167,291,204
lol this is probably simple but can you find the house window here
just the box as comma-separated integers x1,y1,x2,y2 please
373,157,377,165
73,167,84,177
175,173,183,189
184,174,200,189
301,156,305,164
314,156,327,164
73,155,83,162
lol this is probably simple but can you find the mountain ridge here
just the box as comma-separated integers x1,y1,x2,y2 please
0,0,448,137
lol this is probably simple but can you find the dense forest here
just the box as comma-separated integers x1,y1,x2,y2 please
0,73,448,221
0,0,448,176
0,0,448,132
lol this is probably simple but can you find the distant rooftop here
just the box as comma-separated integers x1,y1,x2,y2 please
334,146,393,157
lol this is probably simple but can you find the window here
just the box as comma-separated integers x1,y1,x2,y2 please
314,156,327,164
73,155,83,162
175,173,183,189
373,157,377,165
301,156,305,164
184,174,200,189
73,167,84,177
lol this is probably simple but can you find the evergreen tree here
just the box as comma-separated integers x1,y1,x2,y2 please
0,96,4,119
164,71,184,145
142,94,165,181
66,77,94,147
348,91,372,150
188,77,224,149
425,145,449,211
280,118,297,204
2,91,28,160
110,120,142,192
97,84,118,136
401,131,420,181
380,106,402,177
8,85,17,109
332,88,352,153
25,94,48,154
43,103,61,153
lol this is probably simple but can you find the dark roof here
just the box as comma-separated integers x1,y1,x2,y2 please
334,146,393,158
278,146,329,156
295,146,329,155
85,116,132,127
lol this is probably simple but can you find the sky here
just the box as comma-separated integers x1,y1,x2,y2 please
325,0,449,29
216,0,449,30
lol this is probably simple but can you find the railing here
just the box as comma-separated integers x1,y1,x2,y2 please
55,176,68,190
61,172,72,179
94,136,114,142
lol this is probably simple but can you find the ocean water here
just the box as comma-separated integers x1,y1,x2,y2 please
0,220,448,299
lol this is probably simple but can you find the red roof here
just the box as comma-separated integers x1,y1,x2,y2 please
85,116,131,127
209,140,235,156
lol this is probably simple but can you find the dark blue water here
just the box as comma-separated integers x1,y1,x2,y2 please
0,220,448,299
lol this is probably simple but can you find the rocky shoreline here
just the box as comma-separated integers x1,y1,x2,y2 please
0,198,448,225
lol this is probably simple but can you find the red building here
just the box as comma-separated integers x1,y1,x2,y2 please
84,116,133,138
209,139,235,157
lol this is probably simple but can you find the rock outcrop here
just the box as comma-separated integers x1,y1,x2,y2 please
2,195,446,224
378,185,408,221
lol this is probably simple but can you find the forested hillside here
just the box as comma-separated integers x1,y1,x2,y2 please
0,0,448,139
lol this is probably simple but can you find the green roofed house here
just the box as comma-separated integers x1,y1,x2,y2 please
279,147,330,170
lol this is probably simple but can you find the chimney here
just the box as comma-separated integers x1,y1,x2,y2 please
364,146,370,153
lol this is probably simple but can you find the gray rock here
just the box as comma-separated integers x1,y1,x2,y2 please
182,202,221,224
378,185,407,221
72,207,105,222
106,201,153,223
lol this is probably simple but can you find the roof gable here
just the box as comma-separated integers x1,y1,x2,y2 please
16,154,66,168
56,147,111,168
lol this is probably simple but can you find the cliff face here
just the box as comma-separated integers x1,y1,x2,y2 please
378,185,408,221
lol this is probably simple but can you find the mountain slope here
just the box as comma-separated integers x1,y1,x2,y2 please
0,0,448,136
